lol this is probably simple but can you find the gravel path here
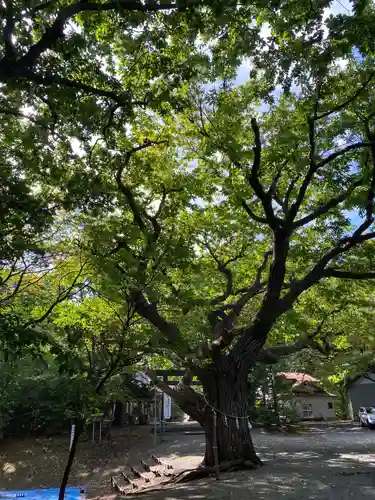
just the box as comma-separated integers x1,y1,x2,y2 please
138,422,375,500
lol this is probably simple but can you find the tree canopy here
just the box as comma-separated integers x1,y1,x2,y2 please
2,0,375,472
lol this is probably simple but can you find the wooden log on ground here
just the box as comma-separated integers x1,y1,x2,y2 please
162,470,174,478
140,460,162,477
140,460,150,471
151,454,173,469
120,460,263,496
151,467,162,477
130,466,151,482
121,472,138,489
111,476,127,495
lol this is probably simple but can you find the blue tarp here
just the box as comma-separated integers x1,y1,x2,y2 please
0,488,84,500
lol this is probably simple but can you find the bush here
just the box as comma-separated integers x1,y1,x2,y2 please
0,355,98,438
249,406,280,428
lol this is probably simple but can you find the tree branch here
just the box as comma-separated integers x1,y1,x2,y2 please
17,1,178,72
293,176,364,228
203,238,244,301
145,185,182,239
210,251,272,353
267,163,284,198
26,72,142,107
283,175,299,215
32,1,57,13
278,226,375,318
0,259,18,288
3,5,16,59
287,142,368,223
287,117,317,222
364,122,375,223
241,200,268,224
316,142,369,170
323,268,375,279
116,141,168,232
1,256,70,303
0,266,59,304
316,71,375,120
256,305,346,363
0,0,180,111
286,80,368,225
0,259,30,304
244,118,279,229
27,261,88,326
146,370,205,422
0,107,39,124
131,290,185,351
154,186,169,220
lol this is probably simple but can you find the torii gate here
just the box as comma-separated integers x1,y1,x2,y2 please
154,369,201,386
152,370,201,444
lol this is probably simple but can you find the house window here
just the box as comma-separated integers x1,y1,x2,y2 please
302,403,313,418
328,402,334,409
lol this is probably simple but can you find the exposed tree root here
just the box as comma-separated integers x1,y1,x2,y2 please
174,457,263,483
124,458,263,496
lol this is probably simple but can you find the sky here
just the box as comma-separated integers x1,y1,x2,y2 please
65,0,361,228
234,0,353,86
232,0,363,230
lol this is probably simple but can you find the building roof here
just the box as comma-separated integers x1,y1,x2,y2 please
345,366,375,388
277,372,318,383
277,372,336,397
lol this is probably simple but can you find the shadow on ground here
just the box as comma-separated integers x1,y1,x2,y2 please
135,424,375,500
0,427,153,494
2,423,375,499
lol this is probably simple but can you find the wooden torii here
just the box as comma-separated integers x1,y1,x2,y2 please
154,369,201,386
154,369,201,417
152,370,201,444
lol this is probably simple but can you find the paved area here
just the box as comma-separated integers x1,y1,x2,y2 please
137,422,375,500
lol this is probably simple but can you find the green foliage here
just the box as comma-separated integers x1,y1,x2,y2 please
78,52,375,370
0,351,129,438
2,0,375,430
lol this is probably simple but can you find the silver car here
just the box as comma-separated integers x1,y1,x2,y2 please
358,407,375,429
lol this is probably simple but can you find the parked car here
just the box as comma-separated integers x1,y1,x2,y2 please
358,407,375,429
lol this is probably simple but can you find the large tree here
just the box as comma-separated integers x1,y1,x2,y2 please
78,52,375,471
2,0,375,477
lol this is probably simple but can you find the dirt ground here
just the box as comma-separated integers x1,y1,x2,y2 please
2,422,375,499
0,426,153,495
144,421,375,500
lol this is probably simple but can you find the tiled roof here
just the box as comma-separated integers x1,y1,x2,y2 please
277,372,319,383
277,372,336,397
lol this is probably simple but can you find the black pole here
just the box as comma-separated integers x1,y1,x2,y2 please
58,418,84,500
58,363,120,499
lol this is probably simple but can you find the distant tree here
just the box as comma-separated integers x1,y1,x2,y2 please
49,294,144,500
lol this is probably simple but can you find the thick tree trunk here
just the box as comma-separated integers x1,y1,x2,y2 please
199,362,262,469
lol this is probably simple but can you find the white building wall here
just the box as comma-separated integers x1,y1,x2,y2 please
291,396,336,420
